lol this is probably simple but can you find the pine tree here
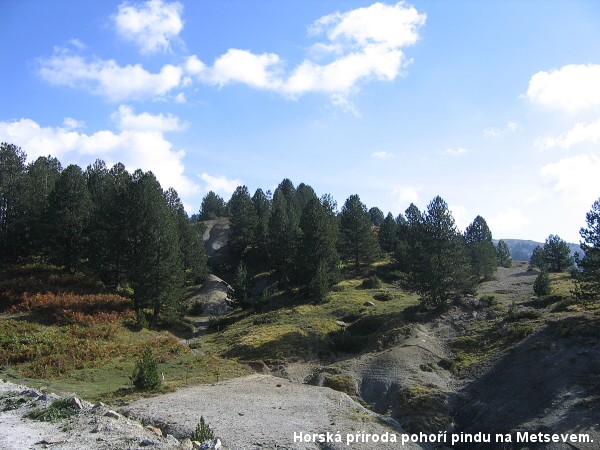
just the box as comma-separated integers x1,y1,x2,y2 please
368,207,385,226
252,188,271,259
378,212,398,253
296,183,318,211
529,245,547,270
165,188,208,284
22,156,62,260
543,234,573,272
464,215,498,280
232,261,250,306
228,185,258,256
128,171,184,317
199,191,226,220
47,164,92,273
339,194,379,274
533,269,551,296
131,347,161,391
407,196,472,307
268,187,300,284
87,162,132,288
573,198,600,304
298,198,340,302
496,239,512,268
0,143,27,261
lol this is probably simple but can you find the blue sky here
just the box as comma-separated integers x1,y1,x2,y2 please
2,0,600,243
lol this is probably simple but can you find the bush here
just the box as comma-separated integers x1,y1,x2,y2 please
136,310,149,330
25,398,77,422
191,416,215,442
373,290,395,301
131,347,161,391
361,275,382,289
533,270,551,296
189,301,204,315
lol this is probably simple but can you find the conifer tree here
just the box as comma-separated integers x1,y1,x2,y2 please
47,164,92,273
87,162,132,287
543,234,573,272
228,185,258,256
378,212,398,253
165,188,208,284
0,143,27,261
268,188,299,284
232,261,250,306
128,171,184,317
339,194,379,274
298,198,340,301
464,215,498,280
573,199,600,305
407,196,472,307
296,183,318,211
252,188,271,259
368,207,385,226
529,245,547,270
496,239,512,268
22,156,62,260
199,191,226,220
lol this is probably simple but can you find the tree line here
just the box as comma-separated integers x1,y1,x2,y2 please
3,140,598,312
210,178,516,307
0,143,208,319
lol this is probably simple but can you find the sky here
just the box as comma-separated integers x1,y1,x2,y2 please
1,0,600,243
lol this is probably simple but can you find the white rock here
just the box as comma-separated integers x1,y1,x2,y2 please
104,410,120,419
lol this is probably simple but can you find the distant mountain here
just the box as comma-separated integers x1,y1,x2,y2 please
494,239,581,262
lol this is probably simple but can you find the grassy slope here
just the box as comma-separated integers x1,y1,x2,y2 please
0,265,249,402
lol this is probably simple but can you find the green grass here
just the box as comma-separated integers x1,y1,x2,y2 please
25,398,78,422
200,275,419,362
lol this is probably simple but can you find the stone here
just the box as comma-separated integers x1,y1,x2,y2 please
364,301,375,306
20,388,41,397
139,438,155,446
104,410,120,419
178,438,194,450
70,397,84,410
146,425,163,437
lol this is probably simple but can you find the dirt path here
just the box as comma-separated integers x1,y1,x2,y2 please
121,374,427,450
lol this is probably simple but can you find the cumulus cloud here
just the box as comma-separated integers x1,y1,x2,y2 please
535,118,600,150
199,173,241,198
392,185,421,205
0,114,198,198
488,207,530,237
439,147,467,156
113,0,184,54
38,2,425,107
540,154,600,197
525,64,600,113
449,204,468,231
111,105,187,132
371,151,395,159
184,2,425,105
37,50,184,102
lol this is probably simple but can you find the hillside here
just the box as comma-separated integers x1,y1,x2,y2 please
496,239,580,261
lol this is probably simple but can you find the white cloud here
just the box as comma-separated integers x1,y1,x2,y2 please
535,118,600,150
183,2,425,106
484,121,519,137
488,207,530,237
63,117,85,130
111,105,186,132
392,185,421,204
371,151,395,159
449,204,468,231
525,64,600,113
309,2,425,49
37,51,184,102
540,153,600,197
0,115,198,199
204,49,283,90
113,0,183,54
199,173,241,198
439,147,467,156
